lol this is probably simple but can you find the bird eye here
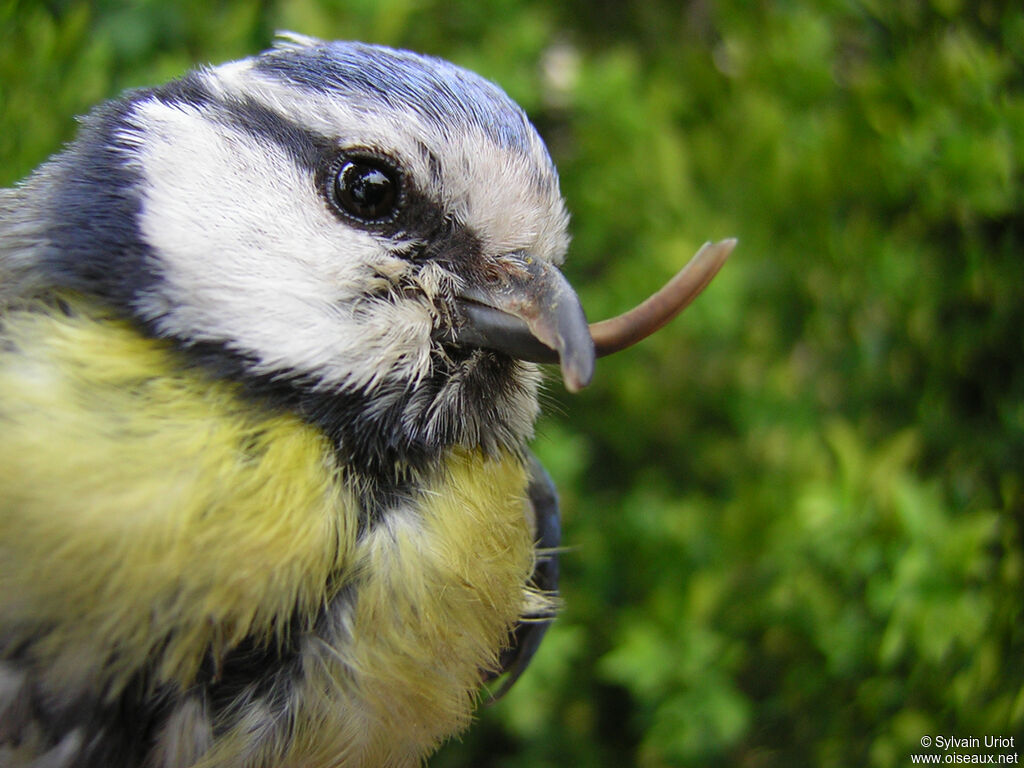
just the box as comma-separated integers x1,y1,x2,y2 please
332,157,401,223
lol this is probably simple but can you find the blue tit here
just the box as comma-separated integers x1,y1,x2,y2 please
0,34,732,768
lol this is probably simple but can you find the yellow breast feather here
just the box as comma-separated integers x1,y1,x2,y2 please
280,448,538,767
0,296,356,694
0,295,539,767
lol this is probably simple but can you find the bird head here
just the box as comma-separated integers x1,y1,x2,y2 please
9,34,730,485
13,35,594,478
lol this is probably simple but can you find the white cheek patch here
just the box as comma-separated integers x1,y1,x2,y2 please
124,97,434,391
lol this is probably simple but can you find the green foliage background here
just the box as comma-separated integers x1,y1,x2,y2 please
3,0,1022,764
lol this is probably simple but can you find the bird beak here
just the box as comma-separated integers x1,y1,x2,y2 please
450,239,736,393
453,256,595,393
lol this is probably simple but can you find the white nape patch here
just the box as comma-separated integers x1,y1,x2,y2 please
272,31,323,52
122,97,435,390
205,65,572,267
209,57,255,86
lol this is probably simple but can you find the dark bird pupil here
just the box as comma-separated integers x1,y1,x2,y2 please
336,160,398,221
